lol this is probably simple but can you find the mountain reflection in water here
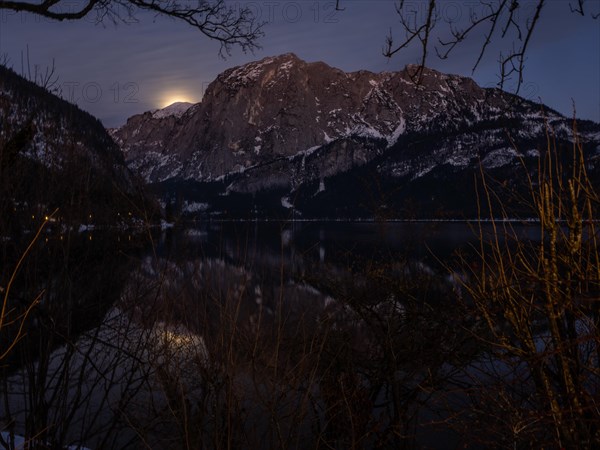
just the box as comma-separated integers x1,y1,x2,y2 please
2,222,538,449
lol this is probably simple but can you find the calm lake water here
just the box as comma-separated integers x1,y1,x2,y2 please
1,221,540,449
156,221,508,276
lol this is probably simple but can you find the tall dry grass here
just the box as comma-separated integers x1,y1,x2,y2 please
453,119,600,447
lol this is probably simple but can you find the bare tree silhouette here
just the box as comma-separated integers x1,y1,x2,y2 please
0,0,263,55
343,0,599,92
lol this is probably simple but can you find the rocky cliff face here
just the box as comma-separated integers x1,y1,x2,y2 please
112,53,600,219
112,54,505,181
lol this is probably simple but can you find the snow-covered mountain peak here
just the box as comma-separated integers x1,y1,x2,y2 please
152,102,194,119
219,53,305,88
112,53,599,191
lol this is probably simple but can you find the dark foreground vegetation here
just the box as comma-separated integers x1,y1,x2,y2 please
1,127,600,449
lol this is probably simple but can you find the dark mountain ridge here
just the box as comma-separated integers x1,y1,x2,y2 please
0,64,154,230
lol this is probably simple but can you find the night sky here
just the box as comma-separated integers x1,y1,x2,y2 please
1,1,598,127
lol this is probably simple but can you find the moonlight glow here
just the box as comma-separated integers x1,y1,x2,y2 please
159,92,195,108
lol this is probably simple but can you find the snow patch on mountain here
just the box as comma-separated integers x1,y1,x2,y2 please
388,117,406,146
128,151,184,183
281,197,293,209
317,179,325,193
183,201,209,213
446,152,472,168
482,147,522,169
152,102,194,119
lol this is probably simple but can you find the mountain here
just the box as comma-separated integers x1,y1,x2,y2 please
0,65,152,230
112,53,600,219
152,102,194,119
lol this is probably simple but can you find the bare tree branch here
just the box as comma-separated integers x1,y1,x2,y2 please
0,53,10,67
499,0,545,94
569,0,585,15
0,0,100,20
35,58,59,92
434,0,547,92
355,0,598,91
16,45,60,93
384,0,437,84
0,0,264,55
436,1,506,75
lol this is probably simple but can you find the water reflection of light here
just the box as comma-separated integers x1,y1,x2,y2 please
163,330,199,347
281,229,292,247
184,228,208,242
155,324,209,363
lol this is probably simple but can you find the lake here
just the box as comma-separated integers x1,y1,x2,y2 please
0,221,540,449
